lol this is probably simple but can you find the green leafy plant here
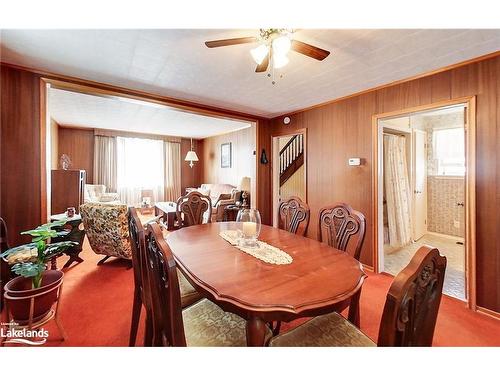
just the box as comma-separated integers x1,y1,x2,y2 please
0,220,77,288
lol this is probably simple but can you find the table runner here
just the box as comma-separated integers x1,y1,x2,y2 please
219,230,293,265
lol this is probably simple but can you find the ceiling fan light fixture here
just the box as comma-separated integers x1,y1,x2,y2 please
272,35,291,57
273,54,289,69
250,44,269,65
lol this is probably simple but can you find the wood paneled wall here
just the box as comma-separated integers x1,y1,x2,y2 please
200,124,256,201
257,55,500,313
0,66,42,246
180,138,203,194
57,127,94,183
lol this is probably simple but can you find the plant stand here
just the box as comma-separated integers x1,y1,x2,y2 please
2,276,66,346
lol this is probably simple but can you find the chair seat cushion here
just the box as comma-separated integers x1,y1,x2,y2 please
269,312,376,347
178,270,202,308
183,299,247,346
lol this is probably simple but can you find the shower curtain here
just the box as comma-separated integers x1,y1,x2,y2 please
384,134,412,248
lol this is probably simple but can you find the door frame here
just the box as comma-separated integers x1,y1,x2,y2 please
271,128,307,228
38,76,260,222
412,128,428,241
371,96,477,310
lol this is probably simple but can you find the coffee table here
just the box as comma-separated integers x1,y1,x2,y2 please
155,202,178,231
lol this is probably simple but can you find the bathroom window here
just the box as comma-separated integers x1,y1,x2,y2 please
433,127,465,176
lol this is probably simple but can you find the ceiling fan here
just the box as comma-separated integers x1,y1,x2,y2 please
205,29,330,74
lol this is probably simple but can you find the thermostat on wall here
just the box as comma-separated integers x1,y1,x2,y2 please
348,158,361,166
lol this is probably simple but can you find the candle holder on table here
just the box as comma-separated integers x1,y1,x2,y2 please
236,208,261,248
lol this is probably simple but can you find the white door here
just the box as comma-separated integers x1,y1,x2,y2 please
413,129,427,240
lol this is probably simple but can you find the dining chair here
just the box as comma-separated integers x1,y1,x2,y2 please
127,207,153,347
128,208,203,347
278,196,310,237
144,222,269,346
269,245,447,346
318,202,366,260
176,191,212,227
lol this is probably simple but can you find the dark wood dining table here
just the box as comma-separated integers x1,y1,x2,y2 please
166,222,367,346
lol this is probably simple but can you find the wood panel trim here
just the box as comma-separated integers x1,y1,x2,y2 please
278,51,500,118
0,62,263,123
0,62,262,122
39,79,48,223
476,306,500,321
5,50,499,122
371,96,477,310
465,96,477,310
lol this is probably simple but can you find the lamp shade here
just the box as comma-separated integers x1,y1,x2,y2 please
238,176,251,192
185,150,199,162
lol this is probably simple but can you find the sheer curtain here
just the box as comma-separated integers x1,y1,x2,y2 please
116,137,165,205
384,134,412,248
93,135,117,192
164,141,181,201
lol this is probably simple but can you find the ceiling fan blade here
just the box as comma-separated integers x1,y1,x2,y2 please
255,52,270,73
205,37,258,48
291,40,330,60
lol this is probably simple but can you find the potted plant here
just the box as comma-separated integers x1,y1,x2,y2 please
0,220,76,325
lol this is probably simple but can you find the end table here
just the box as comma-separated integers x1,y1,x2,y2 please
223,205,243,222
50,213,85,269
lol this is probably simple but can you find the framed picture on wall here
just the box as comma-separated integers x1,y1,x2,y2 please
221,142,232,168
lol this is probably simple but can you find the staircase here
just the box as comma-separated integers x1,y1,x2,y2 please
280,134,304,186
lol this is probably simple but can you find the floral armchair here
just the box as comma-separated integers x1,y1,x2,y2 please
80,203,132,264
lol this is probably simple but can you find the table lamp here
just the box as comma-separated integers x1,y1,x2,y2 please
239,176,251,207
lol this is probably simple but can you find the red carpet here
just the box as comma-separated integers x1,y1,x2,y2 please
2,238,500,346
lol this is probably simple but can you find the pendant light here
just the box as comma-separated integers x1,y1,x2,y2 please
185,138,199,168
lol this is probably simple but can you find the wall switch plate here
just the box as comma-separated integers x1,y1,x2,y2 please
348,158,361,166
454,220,460,228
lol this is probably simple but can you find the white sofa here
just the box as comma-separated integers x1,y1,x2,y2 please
196,183,242,221
84,184,121,204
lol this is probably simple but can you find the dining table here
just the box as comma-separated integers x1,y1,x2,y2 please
166,222,367,346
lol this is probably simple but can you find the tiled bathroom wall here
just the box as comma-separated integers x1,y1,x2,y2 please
427,176,465,237
423,111,465,238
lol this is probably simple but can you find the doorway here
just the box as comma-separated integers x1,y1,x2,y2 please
272,130,307,227
374,98,476,306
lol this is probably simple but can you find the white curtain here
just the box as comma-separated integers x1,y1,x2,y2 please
164,141,181,202
384,134,412,248
116,137,165,205
93,135,117,192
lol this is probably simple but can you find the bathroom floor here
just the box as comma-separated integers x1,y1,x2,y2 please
384,233,465,300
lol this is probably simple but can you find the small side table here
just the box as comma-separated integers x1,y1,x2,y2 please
50,213,85,269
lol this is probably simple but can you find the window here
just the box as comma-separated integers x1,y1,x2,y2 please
433,127,465,176
116,137,165,205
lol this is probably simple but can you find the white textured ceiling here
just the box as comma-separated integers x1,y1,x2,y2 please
48,88,250,139
2,29,500,117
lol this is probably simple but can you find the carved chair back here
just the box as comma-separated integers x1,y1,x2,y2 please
318,203,366,260
278,196,310,237
176,191,212,227
378,246,447,346
127,208,150,308
144,222,186,346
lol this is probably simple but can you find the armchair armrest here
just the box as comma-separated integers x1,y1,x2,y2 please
214,193,233,206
